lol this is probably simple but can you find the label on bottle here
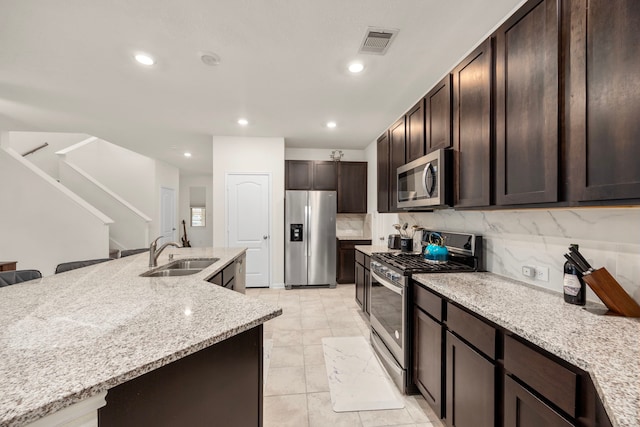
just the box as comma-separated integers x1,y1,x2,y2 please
563,273,581,296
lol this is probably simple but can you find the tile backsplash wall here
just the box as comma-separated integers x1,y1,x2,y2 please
336,214,371,238
398,207,640,304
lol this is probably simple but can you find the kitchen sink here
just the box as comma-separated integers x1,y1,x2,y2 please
164,258,219,270
140,257,219,277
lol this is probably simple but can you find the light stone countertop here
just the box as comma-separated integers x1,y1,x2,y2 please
412,272,640,427
0,247,282,427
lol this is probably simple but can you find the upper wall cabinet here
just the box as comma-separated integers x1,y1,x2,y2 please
406,99,426,163
286,160,336,191
389,117,407,212
566,0,640,202
453,38,493,208
377,132,391,213
337,162,367,213
495,0,559,205
425,75,452,153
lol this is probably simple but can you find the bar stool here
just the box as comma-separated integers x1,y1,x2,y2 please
55,258,113,274
0,270,42,287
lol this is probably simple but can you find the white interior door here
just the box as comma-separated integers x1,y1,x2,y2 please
160,187,176,245
226,174,270,287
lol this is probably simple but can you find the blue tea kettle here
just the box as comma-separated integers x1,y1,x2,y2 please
424,232,449,263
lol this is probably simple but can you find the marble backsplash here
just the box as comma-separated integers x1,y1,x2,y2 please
396,207,640,304
337,214,371,238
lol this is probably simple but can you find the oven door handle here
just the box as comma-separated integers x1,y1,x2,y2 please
371,271,403,296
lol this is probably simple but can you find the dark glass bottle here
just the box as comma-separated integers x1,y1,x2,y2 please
563,244,586,305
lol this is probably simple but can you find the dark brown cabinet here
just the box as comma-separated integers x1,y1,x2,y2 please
377,132,391,213
426,75,452,153
208,261,236,291
452,38,493,208
504,376,573,427
337,239,371,284
495,0,559,205
566,0,640,202
414,307,443,417
337,162,367,213
406,99,426,163
389,118,406,212
354,250,370,313
285,160,336,191
445,332,495,427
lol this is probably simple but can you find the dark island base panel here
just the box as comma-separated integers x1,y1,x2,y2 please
99,325,263,427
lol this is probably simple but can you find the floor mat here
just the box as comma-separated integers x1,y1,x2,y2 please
322,336,405,412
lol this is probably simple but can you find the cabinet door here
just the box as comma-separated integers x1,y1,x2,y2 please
567,0,640,201
453,38,493,208
313,161,337,190
389,118,406,212
413,308,443,418
285,160,313,190
426,75,452,153
495,0,559,205
406,99,426,163
445,332,494,427
338,162,367,213
355,262,364,308
337,245,356,284
504,376,573,427
377,132,391,213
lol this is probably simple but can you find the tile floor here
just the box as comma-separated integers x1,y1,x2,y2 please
246,284,444,427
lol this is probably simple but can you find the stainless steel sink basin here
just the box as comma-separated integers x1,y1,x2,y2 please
164,258,219,270
141,269,203,277
140,257,219,277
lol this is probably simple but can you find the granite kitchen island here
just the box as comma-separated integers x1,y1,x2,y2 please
0,247,281,426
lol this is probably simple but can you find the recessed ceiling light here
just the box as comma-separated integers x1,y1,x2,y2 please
348,62,364,73
134,54,155,66
200,52,221,66
238,118,249,126
184,152,192,157
326,121,337,129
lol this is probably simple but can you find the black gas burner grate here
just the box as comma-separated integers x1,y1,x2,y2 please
373,252,476,274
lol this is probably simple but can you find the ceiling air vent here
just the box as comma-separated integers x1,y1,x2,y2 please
358,28,399,55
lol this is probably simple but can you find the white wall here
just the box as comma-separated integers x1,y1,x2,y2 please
0,145,110,276
8,131,90,179
179,174,213,247
285,147,366,161
213,136,285,286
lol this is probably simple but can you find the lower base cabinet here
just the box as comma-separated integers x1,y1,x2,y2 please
504,376,573,427
354,249,371,315
445,332,495,427
413,308,443,417
99,325,263,426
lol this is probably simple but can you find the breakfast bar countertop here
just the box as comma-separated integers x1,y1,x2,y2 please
0,247,282,427
413,272,640,427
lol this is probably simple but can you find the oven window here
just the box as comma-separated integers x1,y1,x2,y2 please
370,280,403,348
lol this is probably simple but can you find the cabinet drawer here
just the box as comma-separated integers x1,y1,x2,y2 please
446,303,495,360
355,251,370,267
413,283,442,321
504,335,577,417
223,262,235,284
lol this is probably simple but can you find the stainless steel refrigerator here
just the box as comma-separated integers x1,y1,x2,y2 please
285,190,336,289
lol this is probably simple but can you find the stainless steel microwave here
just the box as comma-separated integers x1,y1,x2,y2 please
397,149,452,209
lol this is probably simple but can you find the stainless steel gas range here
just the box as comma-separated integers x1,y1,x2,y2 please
369,230,483,393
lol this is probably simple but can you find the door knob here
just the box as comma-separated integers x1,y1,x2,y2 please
263,235,268,239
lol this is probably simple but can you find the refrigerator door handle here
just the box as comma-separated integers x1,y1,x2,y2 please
304,205,308,257
307,204,312,257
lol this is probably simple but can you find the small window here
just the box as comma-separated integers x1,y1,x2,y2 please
191,207,206,227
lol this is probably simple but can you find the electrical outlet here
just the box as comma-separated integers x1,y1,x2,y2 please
522,266,535,278
535,266,549,282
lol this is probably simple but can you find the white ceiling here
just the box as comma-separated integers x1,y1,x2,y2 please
0,0,523,174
